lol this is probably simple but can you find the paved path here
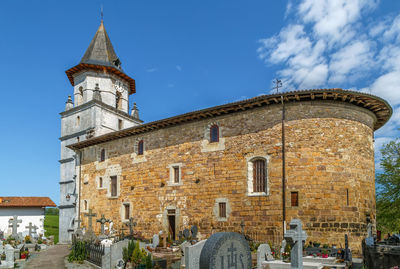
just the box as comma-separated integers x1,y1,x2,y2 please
23,244,70,269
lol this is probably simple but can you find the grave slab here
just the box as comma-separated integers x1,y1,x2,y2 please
262,260,323,269
185,240,206,269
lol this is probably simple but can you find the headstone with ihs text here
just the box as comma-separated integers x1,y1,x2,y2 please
199,232,251,269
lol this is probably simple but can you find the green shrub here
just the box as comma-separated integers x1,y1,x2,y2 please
68,241,87,263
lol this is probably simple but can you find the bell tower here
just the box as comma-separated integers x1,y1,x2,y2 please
59,21,142,243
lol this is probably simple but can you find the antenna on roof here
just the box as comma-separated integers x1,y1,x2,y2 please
101,4,104,22
273,79,283,93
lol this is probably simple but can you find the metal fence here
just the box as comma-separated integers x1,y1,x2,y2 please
85,242,105,267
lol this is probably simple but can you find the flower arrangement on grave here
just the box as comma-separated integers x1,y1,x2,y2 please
37,238,43,244
1,253,5,260
321,249,329,258
123,239,152,268
25,235,32,243
312,241,321,247
282,243,291,262
20,250,29,259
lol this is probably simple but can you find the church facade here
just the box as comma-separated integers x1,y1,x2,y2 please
60,22,392,253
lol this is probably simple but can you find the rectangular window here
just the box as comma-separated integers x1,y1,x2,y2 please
111,176,117,197
253,160,266,192
99,177,103,188
124,204,130,220
291,192,299,207
173,166,180,183
346,188,349,206
138,140,144,155
118,119,123,130
219,202,226,218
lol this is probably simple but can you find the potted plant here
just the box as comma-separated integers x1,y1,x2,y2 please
25,236,32,243
312,241,320,248
321,249,329,258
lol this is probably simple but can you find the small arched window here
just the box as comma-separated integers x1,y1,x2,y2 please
100,149,105,162
252,158,266,193
210,125,219,143
84,200,88,211
138,140,144,155
76,116,80,126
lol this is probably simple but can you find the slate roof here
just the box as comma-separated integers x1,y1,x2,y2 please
65,21,136,94
80,20,122,70
68,88,392,150
0,197,56,207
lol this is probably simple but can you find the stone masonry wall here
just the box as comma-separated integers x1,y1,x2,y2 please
79,101,376,254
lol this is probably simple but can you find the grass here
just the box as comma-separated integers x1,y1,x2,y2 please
44,214,59,244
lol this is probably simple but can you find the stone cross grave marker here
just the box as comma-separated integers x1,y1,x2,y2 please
257,243,274,268
152,234,160,248
126,217,137,237
96,214,110,238
191,225,198,240
83,209,97,242
8,216,22,239
25,222,35,238
199,232,252,269
85,209,97,232
75,216,82,229
284,219,308,269
183,228,190,240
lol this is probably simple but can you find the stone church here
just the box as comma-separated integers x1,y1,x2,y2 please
59,21,392,253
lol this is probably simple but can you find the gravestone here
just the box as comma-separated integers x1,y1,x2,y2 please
199,232,251,269
0,231,4,241
284,219,308,269
183,228,190,240
257,244,274,268
8,216,22,239
180,241,192,265
185,240,206,269
280,239,287,261
5,244,14,267
25,222,35,238
344,234,352,262
152,234,160,248
191,225,198,240
126,217,137,237
96,214,110,239
83,209,97,242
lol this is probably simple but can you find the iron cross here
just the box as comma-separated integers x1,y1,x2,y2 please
84,209,97,231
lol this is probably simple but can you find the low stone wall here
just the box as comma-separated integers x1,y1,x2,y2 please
101,239,129,269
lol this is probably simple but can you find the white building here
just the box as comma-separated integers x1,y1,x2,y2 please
0,197,56,237
59,20,142,243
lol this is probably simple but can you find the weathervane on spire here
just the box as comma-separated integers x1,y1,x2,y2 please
273,79,283,93
101,4,104,22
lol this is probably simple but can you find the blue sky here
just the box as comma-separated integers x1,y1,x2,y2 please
0,1,399,205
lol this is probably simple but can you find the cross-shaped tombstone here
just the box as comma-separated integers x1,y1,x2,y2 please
191,225,198,241
84,209,97,232
284,219,307,269
125,217,136,237
8,216,22,239
96,214,110,238
83,209,97,242
25,222,35,238
183,228,190,240
75,216,82,229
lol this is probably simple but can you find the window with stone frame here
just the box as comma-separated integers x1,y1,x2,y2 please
210,125,219,143
219,202,226,218
100,149,105,162
291,191,299,207
138,140,144,155
111,176,117,197
118,119,123,130
253,159,266,192
173,166,180,183
124,203,130,220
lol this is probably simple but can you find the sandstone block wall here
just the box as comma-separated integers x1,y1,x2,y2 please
79,101,376,254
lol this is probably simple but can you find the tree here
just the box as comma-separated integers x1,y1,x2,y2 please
376,139,400,233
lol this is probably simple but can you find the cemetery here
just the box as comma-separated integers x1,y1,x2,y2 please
64,212,380,269
0,215,55,268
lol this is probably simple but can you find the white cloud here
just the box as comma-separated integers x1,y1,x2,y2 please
176,65,182,71
146,67,158,72
257,0,400,154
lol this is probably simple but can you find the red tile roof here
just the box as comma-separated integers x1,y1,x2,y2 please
0,197,56,207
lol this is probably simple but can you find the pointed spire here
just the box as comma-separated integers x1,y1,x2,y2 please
131,103,140,120
80,21,122,70
65,96,74,111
